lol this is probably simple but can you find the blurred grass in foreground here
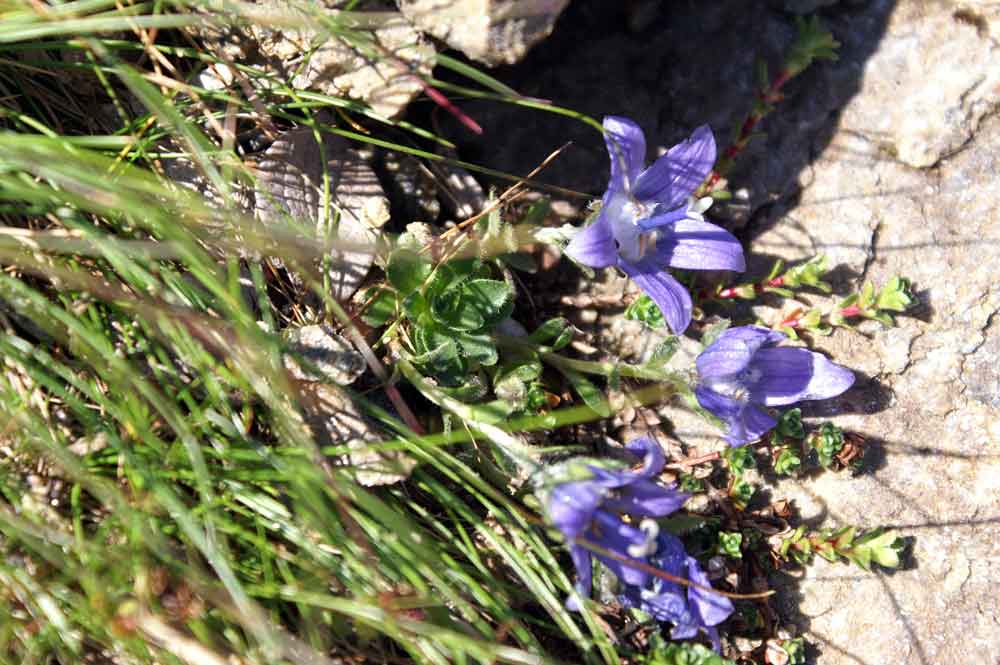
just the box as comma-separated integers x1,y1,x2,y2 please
0,2,619,664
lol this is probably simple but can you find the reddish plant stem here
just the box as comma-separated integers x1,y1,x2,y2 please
838,304,863,318
667,435,777,470
420,82,483,135
781,304,863,330
704,68,794,191
666,450,721,469
707,275,786,302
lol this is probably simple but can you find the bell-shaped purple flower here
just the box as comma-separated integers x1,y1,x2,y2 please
619,533,734,652
564,117,746,334
545,436,689,610
695,326,855,447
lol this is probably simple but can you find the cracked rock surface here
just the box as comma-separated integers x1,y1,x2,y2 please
749,111,1000,665
480,1,1000,662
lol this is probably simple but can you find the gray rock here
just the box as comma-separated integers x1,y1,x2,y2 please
160,142,255,213
837,1,1000,168
192,4,434,118
741,76,1000,665
283,324,366,384
298,382,416,486
428,156,487,220
255,128,389,302
396,0,571,66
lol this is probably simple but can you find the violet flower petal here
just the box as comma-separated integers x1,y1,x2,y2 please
602,480,690,518
705,626,723,653
619,259,693,334
655,217,746,273
696,325,784,379
694,386,776,447
620,533,688,622
635,205,690,232
564,210,618,269
686,556,734,627
645,590,694,627
694,385,742,422
747,347,856,406
624,435,667,477
728,402,777,447
547,480,604,539
633,125,716,209
588,511,650,587
651,533,688,580
603,116,647,192
586,433,663,487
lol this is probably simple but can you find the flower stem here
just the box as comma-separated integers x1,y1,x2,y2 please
494,334,688,385
780,304,862,330
703,67,795,192
703,275,786,303
392,343,541,474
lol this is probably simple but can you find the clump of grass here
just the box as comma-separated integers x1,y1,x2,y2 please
0,2,620,664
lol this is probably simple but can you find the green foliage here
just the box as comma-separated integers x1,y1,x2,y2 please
852,528,905,570
780,255,831,292
360,286,398,327
701,319,731,348
0,13,627,664
808,422,844,469
387,247,433,294
638,635,736,665
718,531,743,559
559,367,611,418
832,276,915,327
625,293,667,328
677,473,705,493
723,445,756,476
875,276,916,313
729,477,755,511
782,637,807,665
379,251,517,386
528,317,573,350
779,526,904,571
775,408,804,439
773,447,802,476
786,16,841,75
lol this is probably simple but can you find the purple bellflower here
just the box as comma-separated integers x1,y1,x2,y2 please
695,325,855,447
564,117,746,334
545,436,689,611
620,533,734,651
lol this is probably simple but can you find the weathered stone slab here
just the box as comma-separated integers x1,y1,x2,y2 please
255,128,389,302
397,0,571,65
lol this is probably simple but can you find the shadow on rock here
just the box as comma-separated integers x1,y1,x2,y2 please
427,0,899,232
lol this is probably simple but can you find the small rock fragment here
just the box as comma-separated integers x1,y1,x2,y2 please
298,382,415,486
284,325,366,384
255,128,389,301
397,0,571,66
191,4,434,118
